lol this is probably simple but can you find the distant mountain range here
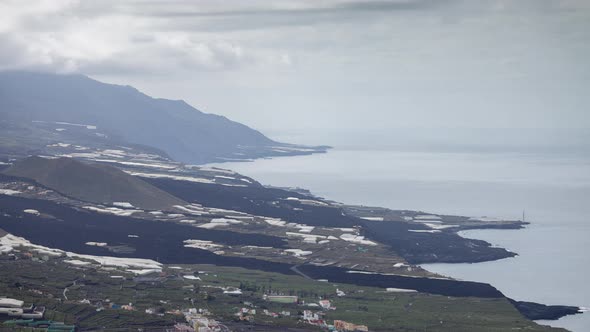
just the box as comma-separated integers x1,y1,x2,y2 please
0,71,328,164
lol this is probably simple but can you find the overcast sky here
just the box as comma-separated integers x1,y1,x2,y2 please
1,0,589,142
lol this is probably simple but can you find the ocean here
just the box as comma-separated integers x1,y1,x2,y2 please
207,133,590,331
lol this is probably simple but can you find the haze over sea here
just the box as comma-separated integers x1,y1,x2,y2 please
208,128,590,331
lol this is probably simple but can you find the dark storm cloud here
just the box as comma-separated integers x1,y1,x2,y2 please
102,0,455,32
139,0,451,17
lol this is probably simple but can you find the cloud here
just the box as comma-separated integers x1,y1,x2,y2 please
0,0,588,133
0,0,457,74
0,0,588,77
0,32,79,73
0,0,298,74
76,33,296,76
130,0,451,18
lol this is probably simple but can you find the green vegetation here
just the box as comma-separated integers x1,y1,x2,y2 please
0,257,565,331
194,265,565,332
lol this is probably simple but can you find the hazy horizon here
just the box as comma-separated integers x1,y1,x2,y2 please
1,0,589,136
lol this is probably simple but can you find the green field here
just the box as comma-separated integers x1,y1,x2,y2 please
0,256,566,331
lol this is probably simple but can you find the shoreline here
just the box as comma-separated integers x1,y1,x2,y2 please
202,150,586,324
1,148,585,326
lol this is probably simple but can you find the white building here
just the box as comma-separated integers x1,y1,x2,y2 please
0,298,24,308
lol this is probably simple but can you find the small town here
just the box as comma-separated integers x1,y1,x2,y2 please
1,246,370,332
1,294,368,332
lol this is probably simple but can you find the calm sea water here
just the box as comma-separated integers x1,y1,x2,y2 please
207,144,590,331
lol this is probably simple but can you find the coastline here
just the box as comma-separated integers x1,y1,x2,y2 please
204,148,588,327
1,145,586,327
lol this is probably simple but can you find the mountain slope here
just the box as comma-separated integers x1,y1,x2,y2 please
0,71,327,164
2,156,186,210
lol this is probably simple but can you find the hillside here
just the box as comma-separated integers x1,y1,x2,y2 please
2,156,186,210
0,71,328,164
0,155,581,328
